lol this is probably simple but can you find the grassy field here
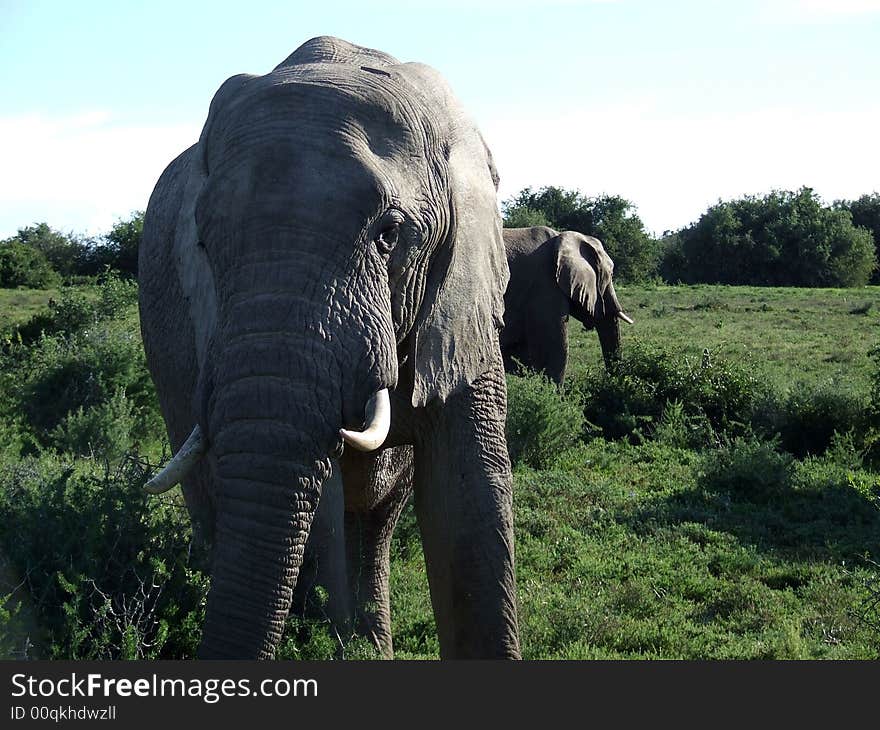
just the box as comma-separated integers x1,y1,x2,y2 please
385,442,880,659
0,287,58,333
569,284,880,392
1,281,879,659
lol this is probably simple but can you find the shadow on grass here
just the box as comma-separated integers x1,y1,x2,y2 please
619,468,880,565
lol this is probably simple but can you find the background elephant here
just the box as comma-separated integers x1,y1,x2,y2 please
501,226,633,383
138,36,520,659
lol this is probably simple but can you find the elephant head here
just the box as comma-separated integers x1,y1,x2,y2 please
139,36,511,658
555,231,632,368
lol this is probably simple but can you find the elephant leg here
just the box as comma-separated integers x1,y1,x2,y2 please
413,363,521,659
291,463,352,650
527,317,568,385
344,447,413,657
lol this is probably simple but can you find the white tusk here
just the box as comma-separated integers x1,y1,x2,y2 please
144,425,206,494
617,311,634,325
339,389,391,452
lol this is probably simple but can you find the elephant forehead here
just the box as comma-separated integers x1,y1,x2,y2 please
232,68,438,142
210,78,442,176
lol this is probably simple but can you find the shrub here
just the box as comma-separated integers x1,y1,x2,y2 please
19,323,148,444
12,273,139,345
652,399,716,449
13,289,94,344
3,219,145,281
506,371,586,469
572,342,765,444
2,275,162,456
101,212,143,278
699,435,793,499
49,389,137,460
775,381,867,458
0,242,60,289
0,455,207,658
502,205,551,229
864,345,880,467
836,193,880,283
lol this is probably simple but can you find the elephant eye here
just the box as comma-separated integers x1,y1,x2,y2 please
376,222,401,254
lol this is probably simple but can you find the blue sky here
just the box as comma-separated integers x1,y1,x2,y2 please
2,0,878,238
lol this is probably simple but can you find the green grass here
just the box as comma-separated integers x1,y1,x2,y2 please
0,287,58,333
568,284,880,392
1,281,879,659
387,441,880,659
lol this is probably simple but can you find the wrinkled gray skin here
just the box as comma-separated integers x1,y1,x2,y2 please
139,36,520,659
293,447,414,655
501,227,627,383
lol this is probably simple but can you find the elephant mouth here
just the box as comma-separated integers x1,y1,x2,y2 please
144,387,392,494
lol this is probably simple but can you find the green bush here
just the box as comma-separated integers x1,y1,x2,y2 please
0,455,207,658
49,389,137,460
572,342,765,444
506,371,586,469
577,343,870,459
652,399,716,449
863,345,880,467
101,212,143,278
775,381,867,458
13,289,94,344
699,435,794,499
0,242,60,289
12,274,138,345
668,188,877,287
19,323,150,444
502,206,552,229
2,218,144,281
0,275,161,457
2,223,86,280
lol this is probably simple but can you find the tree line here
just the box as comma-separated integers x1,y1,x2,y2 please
0,214,142,288
504,187,879,287
2,188,879,288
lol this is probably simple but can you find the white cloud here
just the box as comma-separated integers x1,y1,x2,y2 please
0,112,200,238
483,100,880,235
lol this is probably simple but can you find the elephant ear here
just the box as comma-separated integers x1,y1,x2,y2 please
172,73,256,369
409,132,508,408
555,232,614,318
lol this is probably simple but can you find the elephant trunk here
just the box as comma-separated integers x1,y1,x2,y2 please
200,445,330,658
596,316,622,372
198,325,340,659
597,280,630,371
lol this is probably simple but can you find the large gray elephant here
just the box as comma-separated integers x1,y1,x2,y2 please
138,36,520,659
501,226,633,383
